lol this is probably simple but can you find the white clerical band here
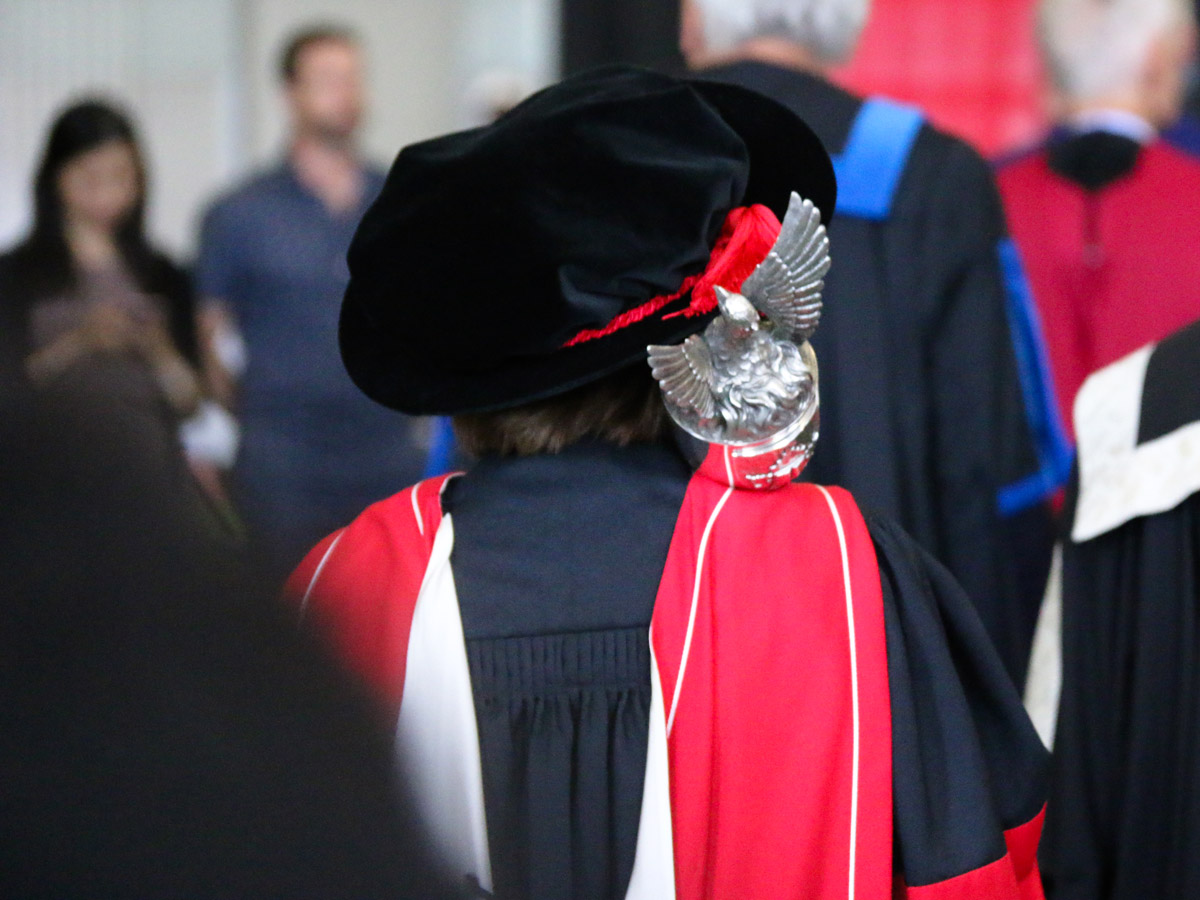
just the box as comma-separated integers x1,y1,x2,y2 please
1073,344,1200,542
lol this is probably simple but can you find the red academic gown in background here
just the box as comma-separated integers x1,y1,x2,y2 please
997,128,1200,441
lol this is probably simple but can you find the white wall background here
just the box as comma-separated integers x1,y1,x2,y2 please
0,0,558,258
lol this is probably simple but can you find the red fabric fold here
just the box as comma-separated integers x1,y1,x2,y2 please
651,470,894,900
901,807,1046,900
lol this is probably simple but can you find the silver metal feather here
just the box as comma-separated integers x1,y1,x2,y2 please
740,191,830,342
646,191,829,488
647,335,716,420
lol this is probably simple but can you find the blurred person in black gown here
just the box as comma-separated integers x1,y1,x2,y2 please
0,352,452,897
0,99,229,516
679,0,1069,689
1040,318,1200,900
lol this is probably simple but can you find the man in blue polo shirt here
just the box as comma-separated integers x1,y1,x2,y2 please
196,25,428,577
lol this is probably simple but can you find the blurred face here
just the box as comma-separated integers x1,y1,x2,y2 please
56,140,140,232
287,39,365,144
679,0,710,68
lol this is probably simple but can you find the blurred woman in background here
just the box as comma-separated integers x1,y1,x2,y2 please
0,99,217,509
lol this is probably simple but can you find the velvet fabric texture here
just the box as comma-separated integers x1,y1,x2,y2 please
340,65,835,414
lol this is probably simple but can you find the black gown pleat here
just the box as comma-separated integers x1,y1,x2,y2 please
1043,497,1200,899
443,441,691,900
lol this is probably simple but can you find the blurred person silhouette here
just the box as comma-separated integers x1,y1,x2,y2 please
196,24,431,581
290,67,1049,900
680,0,1071,688
997,0,1200,445
0,348,456,899
1036,318,1200,899
0,99,218,517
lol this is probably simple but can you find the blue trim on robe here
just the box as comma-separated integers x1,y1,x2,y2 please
1162,115,1200,159
423,415,458,478
831,98,925,220
996,238,1075,514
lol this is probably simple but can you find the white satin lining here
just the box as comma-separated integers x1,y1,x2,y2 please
396,512,676,898
395,514,493,891
1072,344,1200,542
624,639,678,898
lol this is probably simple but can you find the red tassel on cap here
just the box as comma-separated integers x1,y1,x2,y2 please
563,204,781,347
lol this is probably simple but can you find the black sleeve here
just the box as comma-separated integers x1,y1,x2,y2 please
867,510,1049,887
926,138,1041,540
0,250,34,362
1043,495,1200,899
908,134,1056,686
0,253,24,381
146,252,201,367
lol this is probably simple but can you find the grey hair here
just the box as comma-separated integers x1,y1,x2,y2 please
692,0,872,65
1039,0,1191,101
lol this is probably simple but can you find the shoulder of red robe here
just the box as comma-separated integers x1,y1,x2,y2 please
285,474,458,711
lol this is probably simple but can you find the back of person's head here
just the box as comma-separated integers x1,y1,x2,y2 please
687,0,871,67
453,365,672,458
1039,0,1194,115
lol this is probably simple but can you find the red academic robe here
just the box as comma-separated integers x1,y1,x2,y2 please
290,459,1045,899
997,138,1200,441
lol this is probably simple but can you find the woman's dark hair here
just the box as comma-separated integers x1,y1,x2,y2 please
0,99,196,361
18,100,147,296
453,363,672,457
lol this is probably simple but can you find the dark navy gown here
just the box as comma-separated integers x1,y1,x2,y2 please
443,441,690,900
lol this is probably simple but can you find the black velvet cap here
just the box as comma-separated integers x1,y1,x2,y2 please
341,66,836,415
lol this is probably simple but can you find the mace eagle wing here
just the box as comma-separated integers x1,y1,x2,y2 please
647,334,716,420
740,191,830,342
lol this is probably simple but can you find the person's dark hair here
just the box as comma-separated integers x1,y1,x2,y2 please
453,363,672,457
0,98,196,361
279,24,359,83
14,100,146,295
